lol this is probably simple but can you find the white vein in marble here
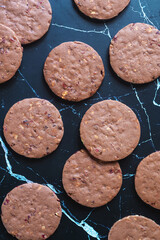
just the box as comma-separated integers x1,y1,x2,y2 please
52,22,112,40
0,136,31,183
123,173,135,179
0,136,62,195
131,0,157,28
0,175,5,185
62,201,103,240
18,70,40,98
131,85,156,151
153,79,160,107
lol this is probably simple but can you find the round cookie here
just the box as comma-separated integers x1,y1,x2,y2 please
0,24,23,84
135,151,160,209
109,23,160,84
1,183,62,240
73,0,130,20
0,0,52,44
108,215,160,240
62,149,122,207
80,100,140,162
43,41,105,102
3,98,64,158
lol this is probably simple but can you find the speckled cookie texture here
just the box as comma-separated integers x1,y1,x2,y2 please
108,215,160,240
80,100,140,162
73,0,130,20
0,24,23,84
110,23,160,84
3,98,64,158
62,149,122,207
0,0,52,44
43,41,105,102
135,151,160,209
1,183,62,240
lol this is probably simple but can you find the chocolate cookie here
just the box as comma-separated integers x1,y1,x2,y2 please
108,215,160,240
74,0,130,20
0,0,52,44
62,149,122,207
43,41,105,102
0,23,23,84
135,151,160,209
110,23,160,84
3,98,64,158
1,183,62,240
80,100,140,162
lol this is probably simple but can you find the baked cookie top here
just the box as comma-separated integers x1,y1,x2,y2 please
110,23,160,84
62,149,122,207
3,98,64,158
0,23,23,84
135,151,160,209
108,215,160,240
1,183,62,240
44,41,105,102
0,0,52,44
74,0,130,20
80,100,140,161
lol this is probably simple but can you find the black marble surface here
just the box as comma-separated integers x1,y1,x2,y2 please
0,0,160,239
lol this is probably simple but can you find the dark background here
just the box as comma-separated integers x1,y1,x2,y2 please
0,0,160,239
